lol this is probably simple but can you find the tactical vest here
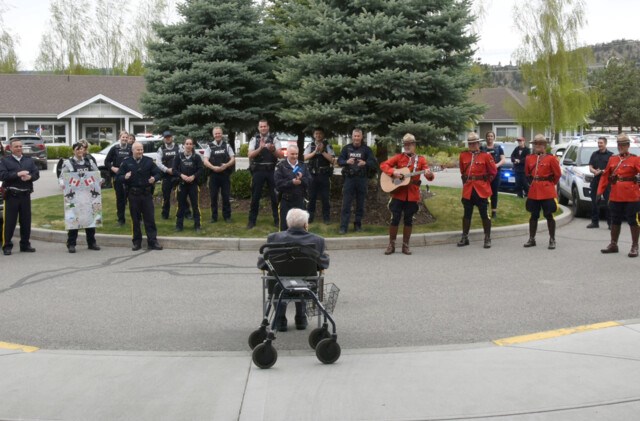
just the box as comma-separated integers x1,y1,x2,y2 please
113,144,132,167
70,157,93,174
251,134,277,165
161,143,179,168
342,144,367,177
208,141,231,165
307,141,333,175
177,152,199,177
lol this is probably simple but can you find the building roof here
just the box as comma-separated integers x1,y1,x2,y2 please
0,74,145,116
469,87,528,122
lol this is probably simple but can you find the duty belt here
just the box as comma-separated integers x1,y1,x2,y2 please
281,193,303,201
533,176,554,181
616,176,636,182
253,163,275,171
129,186,153,196
467,175,487,181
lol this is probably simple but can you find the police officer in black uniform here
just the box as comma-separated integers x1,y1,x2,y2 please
105,130,132,226
58,142,102,253
173,138,204,232
587,136,614,229
275,144,311,231
203,126,235,223
156,130,183,220
303,127,335,224
0,137,40,255
117,142,163,251
247,119,282,229
337,128,377,234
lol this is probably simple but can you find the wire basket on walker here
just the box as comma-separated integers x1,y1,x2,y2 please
248,242,340,369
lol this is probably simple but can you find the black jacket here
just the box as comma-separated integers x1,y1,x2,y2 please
274,160,311,197
116,156,161,188
0,155,40,192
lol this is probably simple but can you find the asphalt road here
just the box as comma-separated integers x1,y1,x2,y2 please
1,215,638,352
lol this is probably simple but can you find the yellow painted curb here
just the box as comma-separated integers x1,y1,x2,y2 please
0,341,39,353
493,321,621,346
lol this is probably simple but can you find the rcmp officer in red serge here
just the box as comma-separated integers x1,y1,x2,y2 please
105,130,132,226
274,144,311,231
173,138,204,233
523,134,562,249
117,142,163,251
203,126,235,223
380,133,434,255
303,127,335,224
457,132,497,248
598,134,640,257
0,137,40,255
247,119,282,229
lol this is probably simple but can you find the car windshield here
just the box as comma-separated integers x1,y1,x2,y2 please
577,146,618,165
500,143,517,156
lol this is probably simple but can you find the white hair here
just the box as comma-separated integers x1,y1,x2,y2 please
286,208,309,229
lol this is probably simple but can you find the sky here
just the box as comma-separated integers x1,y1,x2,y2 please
2,0,639,70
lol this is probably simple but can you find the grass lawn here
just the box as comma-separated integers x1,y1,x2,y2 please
31,186,543,238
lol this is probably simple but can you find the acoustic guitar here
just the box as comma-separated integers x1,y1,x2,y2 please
380,167,433,193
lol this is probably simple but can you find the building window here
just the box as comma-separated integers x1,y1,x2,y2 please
495,126,519,140
25,122,68,144
131,122,157,136
83,124,116,145
0,121,7,142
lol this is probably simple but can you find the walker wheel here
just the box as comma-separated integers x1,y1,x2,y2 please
308,327,331,349
248,329,267,350
315,338,341,364
252,342,278,369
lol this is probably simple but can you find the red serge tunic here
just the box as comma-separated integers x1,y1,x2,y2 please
459,151,497,199
597,154,640,202
380,154,433,202
524,153,561,200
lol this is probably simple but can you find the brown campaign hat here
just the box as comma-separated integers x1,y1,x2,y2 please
532,135,547,144
617,134,631,145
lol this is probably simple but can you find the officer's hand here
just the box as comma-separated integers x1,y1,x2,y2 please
597,194,603,202
112,166,119,174
124,171,132,180
357,160,366,167
166,168,173,175
292,178,301,185
17,170,29,177
148,176,155,184
316,144,323,153
267,143,275,152
346,158,355,165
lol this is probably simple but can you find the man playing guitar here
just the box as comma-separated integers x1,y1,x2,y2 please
379,133,434,255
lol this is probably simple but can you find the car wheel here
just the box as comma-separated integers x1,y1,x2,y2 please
571,185,588,218
558,185,569,205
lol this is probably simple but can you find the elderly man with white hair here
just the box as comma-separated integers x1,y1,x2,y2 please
258,208,330,331
274,144,311,231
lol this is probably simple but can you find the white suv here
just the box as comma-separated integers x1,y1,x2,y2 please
557,140,639,217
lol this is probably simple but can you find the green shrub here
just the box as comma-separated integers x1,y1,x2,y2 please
88,145,101,154
230,169,252,199
331,143,342,156
57,146,72,159
99,141,110,150
239,143,249,157
46,146,59,159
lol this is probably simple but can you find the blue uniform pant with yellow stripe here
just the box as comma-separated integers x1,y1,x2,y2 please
176,182,200,229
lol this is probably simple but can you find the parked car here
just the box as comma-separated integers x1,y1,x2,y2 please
557,139,639,217
496,142,517,192
551,142,570,160
6,131,48,170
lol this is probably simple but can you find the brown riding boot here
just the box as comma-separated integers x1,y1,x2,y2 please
385,225,398,255
524,219,538,247
547,218,556,250
601,224,621,254
482,218,491,249
629,225,639,258
402,225,412,255
457,218,471,247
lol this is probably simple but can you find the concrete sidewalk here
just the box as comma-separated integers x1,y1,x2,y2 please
3,321,640,420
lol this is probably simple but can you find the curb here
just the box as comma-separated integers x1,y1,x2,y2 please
30,205,573,251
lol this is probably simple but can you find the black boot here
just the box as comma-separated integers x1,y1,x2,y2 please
629,225,639,258
547,218,556,250
402,225,412,255
457,218,471,247
601,224,620,254
482,218,491,249
524,219,537,247
385,225,398,255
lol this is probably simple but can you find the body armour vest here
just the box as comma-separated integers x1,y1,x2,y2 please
308,141,332,170
113,145,131,167
178,153,199,177
70,158,93,173
251,134,277,164
161,143,179,168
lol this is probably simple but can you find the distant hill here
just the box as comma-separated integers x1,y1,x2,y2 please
485,39,640,91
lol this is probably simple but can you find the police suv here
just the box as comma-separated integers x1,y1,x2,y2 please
557,139,639,217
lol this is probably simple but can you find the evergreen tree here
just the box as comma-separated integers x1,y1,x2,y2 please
275,0,483,152
141,0,279,145
590,59,640,132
